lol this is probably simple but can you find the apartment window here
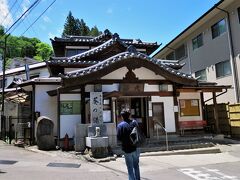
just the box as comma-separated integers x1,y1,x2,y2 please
195,69,207,81
238,7,240,23
192,33,203,50
211,19,226,39
216,60,232,78
166,52,175,60
175,44,187,60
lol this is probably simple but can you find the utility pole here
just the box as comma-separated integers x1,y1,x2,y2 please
1,34,10,114
1,34,10,140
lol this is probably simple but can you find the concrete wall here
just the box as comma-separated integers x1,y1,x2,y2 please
155,0,240,104
75,123,117,151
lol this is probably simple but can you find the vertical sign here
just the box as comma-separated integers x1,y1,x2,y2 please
90,92,103,124
25,64,30,80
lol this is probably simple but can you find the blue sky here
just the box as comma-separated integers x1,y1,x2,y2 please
1,0,220,48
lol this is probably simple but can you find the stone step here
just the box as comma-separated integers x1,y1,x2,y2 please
111,141,215,156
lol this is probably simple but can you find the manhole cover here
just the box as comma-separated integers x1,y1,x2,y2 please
0,160,17,165
47,163,81,168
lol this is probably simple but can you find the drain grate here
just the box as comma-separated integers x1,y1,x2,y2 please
47,163,81,168
0,160,17,165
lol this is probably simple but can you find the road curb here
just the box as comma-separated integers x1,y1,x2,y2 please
140,147,221,157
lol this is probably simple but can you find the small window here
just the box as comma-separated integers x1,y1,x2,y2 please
166,52,175,60
159,84,168,91
60,100,81,115
66,49,87,57
211,19,226,39
216,60,232,78
195,69,207,81
238,7,240,23
192,33,203,50
175,44,187,60
179,99,200,117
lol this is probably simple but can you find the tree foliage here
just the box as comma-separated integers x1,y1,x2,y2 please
62,11,101,37
34,42,52,61
0,25,53,68
6,36,52,61
0,25,4,36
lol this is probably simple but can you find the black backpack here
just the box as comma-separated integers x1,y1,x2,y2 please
130,120,146,147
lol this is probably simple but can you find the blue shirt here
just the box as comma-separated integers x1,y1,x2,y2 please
117,119,138,153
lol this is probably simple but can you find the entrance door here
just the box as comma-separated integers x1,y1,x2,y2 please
152,103,165,136
116,97,147,136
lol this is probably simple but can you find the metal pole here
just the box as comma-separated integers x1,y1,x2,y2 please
165,131,169,151
1,34,9,141
1,34,10,115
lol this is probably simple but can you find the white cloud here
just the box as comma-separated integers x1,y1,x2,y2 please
43,16,51,23
0,0,13,27
21,0,31,13
15,0,30,19
106,8,113,14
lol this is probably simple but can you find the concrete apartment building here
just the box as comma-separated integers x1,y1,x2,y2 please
154,0,240,104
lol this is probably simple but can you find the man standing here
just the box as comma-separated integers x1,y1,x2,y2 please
117,108,140,180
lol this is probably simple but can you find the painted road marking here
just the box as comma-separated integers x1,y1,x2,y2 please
178,167,239,180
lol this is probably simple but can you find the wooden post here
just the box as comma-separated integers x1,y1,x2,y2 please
212,92,220,133
57,88,60,146
173,83,179,133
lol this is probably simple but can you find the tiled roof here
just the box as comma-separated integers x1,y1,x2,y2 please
155,59,185,70
52,29,158,46
48,33,126,65
69,33,126,61
62,45,195,83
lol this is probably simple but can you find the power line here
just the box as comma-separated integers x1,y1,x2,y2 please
4,0,40,35
21,0,57,36
8,0,41,35
10,0,24,24
0,0,18,26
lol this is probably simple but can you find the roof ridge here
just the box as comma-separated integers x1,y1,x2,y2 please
63,48,194,81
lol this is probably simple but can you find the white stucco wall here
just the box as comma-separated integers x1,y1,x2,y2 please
151,96,176,132
60,94,81,138
35,85,58,136
133,67,165,79
144,84,159,91
102,67,128,79
102,67,165,80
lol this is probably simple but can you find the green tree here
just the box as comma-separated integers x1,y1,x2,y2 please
89,26,101,36
62,11,79,36
7,36,41,58
62,11,101,37
78,19,90,36
0,25,4,36
34,42,53,61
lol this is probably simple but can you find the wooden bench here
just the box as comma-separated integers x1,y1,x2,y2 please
179,120,207,135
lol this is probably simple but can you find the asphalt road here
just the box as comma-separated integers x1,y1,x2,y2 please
0,141,240,180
